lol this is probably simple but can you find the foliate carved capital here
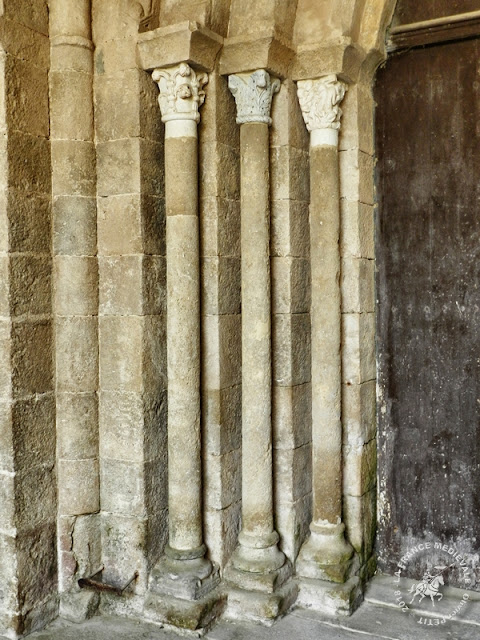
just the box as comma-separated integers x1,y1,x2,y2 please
152,63,208,123
297,75,347,132
228,70,280,125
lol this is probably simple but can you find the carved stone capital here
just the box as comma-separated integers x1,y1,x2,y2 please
152,63,208,123
297,74,347,132
228,70,280,125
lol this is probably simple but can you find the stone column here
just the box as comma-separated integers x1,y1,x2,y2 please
145,63,223,631
224,69,297,624
295,75,358,614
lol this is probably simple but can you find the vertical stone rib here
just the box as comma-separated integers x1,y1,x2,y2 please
50,0,100,619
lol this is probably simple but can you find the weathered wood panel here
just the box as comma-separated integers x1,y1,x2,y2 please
395,0,480,25
375,38,480,588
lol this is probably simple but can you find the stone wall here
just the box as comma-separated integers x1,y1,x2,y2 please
0,1,56,637
0,0,398,636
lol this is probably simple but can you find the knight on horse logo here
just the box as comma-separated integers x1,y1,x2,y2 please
409,566,447,606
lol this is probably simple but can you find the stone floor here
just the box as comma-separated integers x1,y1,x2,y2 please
21,576,480,640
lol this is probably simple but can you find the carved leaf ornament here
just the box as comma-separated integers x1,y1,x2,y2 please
228,70,281,125
297,74,347,132
152,63,208,123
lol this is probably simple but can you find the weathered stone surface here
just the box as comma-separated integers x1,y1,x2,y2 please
50,71,93,141
53,196,97,256
272,383,311,451
271,199,310,259
272,313,311,387
55,317,98,393
203,385,241,456
341,313,376,385
54,256,97,316
340,201,375,260
57,393,98,460
51,140,95,197
11,320,53,396
341,257,375,313
58,459,99,516
272,257,310,314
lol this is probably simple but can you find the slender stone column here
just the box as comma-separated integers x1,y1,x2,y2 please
145,63,223,631
295,75,358,613
224,70,297,623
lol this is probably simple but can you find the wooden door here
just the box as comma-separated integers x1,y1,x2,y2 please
375,37,480,588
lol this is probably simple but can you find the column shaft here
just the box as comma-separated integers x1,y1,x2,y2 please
310,145,342,526
165,128,203,552
240,123,274,538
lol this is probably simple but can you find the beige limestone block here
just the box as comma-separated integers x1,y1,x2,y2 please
100,390,167,464
92,0,143,45
55,256,98,316
49,0,90,40
272,256,310,314
273,312,311,387
341,256,375,313
340,200,375,259
342,380,376,447
5,55,49,138
11,395,55,468
0,534,18,610
8,131,51,195
51,43,93,74
199,140,240,200
101,459,147,517
339,148,374,205
274,443,312,504
11,320,53,396
142,195,166,257
4,0,48,36
204,448,241,511
341,312,376,384
9,190,51,254
201,256,241,316
0,400,13,472
200,197,241,258
204,501,241,568
56,317,98,393
272,382,311,451
58,459,99,516
200,72,239,147
50,71,94,142
57,393,98,460
0,320,12,399
0,257,8,317
53,196,97,256
271,79,310,150
343,438,377,498
165,137,198,216
94,39,137,76
99,255,143,316
0,472,16,527
15,466,56,528
99,315,143,392
97,194,143,256
270,145,310,202
51,140,96,197
203,385,242,456
9,255,52,317
202,314,242,390
339,82,375,156
96,138,141,196
344,488,376,560
271,199,310,259
94,68,162,143
100,514,148,589
275,493,312,562
140,139,164,197
0,20,49,67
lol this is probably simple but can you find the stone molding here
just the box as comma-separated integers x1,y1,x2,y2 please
152,63,208,123
228,69,280,125
297,74,347,132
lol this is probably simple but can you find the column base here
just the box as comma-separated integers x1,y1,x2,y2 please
224,549,298,625
144,551,225,633
296,575,362,616
59,591,100,624
296,522,354,583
